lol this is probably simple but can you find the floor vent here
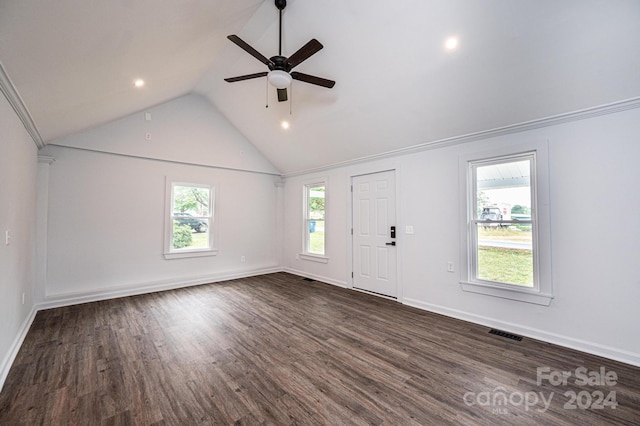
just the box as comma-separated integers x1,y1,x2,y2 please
489,329,523,341
303,278,315,282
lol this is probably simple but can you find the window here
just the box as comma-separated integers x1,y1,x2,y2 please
164,180,217,259
459,142,552,305
300,180,328,262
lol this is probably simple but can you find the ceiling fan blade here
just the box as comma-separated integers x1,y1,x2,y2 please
291,72,335,88
277,88,288,102
227,35,273,67
285,39,323,70
224,72,268,83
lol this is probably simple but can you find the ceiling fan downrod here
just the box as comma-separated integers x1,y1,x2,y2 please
276,0,286,56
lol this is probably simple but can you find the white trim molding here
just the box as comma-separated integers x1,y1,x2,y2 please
403,298,640,368
38,267,281,310
0,60,45,149
282,97,640,178
458,140,553,306
283,267,348,289
0,307,37,392
37,156,55,164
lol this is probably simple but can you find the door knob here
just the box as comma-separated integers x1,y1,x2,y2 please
385,241,396,246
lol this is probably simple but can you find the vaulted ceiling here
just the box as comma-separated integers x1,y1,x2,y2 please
1,0,639,175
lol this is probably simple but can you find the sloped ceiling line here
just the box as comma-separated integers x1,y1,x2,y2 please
0,60,44,149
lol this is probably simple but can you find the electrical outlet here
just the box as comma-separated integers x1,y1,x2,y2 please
145,132,152,141
405,225,414,234
241,256,246,262
447,261,454,272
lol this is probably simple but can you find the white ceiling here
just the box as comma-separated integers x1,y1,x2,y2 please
2,0,639,175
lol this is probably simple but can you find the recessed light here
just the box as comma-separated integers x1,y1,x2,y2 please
445,36,459,51
281,120,290,130
134,79,145,88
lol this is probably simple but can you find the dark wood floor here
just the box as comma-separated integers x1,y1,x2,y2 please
1,273,639,425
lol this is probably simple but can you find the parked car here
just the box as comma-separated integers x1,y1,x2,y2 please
480,206,503,228
173,212,208,233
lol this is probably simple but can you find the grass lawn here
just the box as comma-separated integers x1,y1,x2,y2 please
478,226,531,242
309,230,325,254
177,230,208,250
478,246,533,286
191,231,208,247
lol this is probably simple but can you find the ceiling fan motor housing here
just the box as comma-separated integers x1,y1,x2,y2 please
269,56,289,72
275,0,286,10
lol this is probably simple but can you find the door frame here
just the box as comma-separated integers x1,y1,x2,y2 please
347,167,403,302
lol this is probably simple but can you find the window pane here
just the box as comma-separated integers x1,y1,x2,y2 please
172,219,209,250
173,185,210,216
171,184,211,251
306,184,325,255
476,224,533,287
308,186,325,220
476,159,531,221
474,157,533,287
308,219,325,254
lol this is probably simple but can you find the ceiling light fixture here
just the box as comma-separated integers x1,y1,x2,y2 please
134,79,145,88
267,70,292,89
281,120,290,130
445,36,459,50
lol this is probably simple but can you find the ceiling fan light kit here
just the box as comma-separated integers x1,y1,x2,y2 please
224,0,335,104
267,70,292,89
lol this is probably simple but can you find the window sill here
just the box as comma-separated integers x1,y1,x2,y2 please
460,281,553,306
164,248,219,260
299,253,329,264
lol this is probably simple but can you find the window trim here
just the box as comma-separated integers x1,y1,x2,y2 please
458,140,553,305
300,178,328,262
164,178,218,260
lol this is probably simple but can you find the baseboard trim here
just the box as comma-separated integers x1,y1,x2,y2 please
37,266,281,311
4,272,637,394
0,306,37,392
282,267,348,289
403,297,640,368
2,268,282,391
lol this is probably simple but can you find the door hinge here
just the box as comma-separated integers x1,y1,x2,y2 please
351,228,353,235
351,271,354,278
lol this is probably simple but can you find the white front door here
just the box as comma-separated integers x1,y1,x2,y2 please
352,170,397,298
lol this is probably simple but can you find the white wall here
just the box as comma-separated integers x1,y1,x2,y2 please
0,92,38,386
38,94,281,302
53,93,279,175
282,106,640,366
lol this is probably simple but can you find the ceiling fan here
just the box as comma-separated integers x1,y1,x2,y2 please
224,0,335,102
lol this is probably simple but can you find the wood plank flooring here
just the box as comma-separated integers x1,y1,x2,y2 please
1,272,639,425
